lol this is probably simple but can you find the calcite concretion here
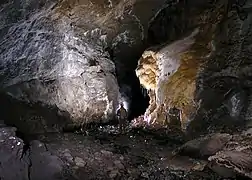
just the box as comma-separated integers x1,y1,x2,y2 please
136,1,225,130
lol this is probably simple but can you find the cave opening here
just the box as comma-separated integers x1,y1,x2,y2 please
126,70,150,120
110,45,150,121
117,66,150,121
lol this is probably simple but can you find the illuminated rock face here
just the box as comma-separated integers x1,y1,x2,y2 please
0,0,166,128
136,0,252,134
136,29,202,129
0,0,119,124
136,0,221,128
1,0,252,135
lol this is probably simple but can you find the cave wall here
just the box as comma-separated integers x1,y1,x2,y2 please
0,0,177,132
2,0,251,136
0,0,121,126
136,0,252,136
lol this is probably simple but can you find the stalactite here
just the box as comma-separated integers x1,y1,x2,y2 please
140,85,148,98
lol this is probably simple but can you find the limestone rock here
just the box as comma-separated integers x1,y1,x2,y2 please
172,130,252,178
136,0,223,128
0,0,120,127
173,133,231,159
109,169,119,179
161,155,208,173
136,0,252,136
75,157,86,167
208,130,252,178
29,140,65,180
136,28,201,127
0,125,29,180
113,160,124,169
0,0,169,131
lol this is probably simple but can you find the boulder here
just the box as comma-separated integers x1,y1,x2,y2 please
0,0,169,131
0,0,120,127
0,123,29,180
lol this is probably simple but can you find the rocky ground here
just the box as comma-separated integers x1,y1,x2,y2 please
1,119,251,180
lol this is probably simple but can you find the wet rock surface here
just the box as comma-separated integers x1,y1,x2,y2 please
2,120,252,180
0,121,231,180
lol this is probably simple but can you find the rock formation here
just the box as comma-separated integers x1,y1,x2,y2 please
136,28,201,129
0,121,223,180
172,129,252,179
0,0,120,127
136,0,252,136
2,0,252,179
0,0,171,131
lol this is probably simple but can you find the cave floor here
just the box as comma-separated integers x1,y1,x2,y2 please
30,125,224,180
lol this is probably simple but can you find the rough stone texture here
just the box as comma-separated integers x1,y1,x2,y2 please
2,0,252,180
29,140,65,180
136,0,252,137
0,122,227,180
0,123,29,180
0,0,120,127
0,0,175,130
136,28,200,128
0,122,73,180
208,130,252,179
0,92,72,134
173,133,232,159
171,129,252,179
191,0,252,137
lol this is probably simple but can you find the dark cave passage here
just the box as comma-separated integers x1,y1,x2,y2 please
116,67,149,121
127,71,149,120
108,42,150,121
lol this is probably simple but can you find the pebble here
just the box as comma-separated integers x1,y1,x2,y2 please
101,150,113,156
64,152,74,162
127,168,140,178
94,151,102,161
9,136,15,140
73,166,79,169
107,166,114,171
109,169,119,178
243,128,252,136
74,157,86,167
94,152,100,157
114,160,124,169
141,172,149,178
